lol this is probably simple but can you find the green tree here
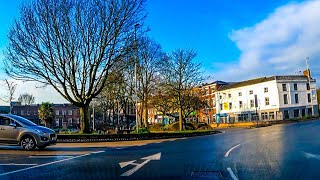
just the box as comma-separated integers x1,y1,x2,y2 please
38,102,54,127
5,0,146,133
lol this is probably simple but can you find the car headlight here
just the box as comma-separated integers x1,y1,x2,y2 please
35,129,46,134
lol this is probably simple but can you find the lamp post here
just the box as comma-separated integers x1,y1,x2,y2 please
134,23,140,133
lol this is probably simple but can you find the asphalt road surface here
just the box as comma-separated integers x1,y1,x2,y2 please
1,119,320,180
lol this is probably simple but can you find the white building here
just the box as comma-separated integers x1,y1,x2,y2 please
215,75,318,122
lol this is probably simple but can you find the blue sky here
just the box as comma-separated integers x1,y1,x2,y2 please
1,0,320,104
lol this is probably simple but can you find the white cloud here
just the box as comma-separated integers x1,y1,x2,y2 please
213,0,320,82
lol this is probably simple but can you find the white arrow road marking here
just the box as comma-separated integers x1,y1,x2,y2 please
225,144,241,157
227,168,239,180
119,152,161,176
304,152,320,160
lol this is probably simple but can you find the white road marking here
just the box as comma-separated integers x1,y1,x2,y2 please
300,123,319,128
28,155,74,158
304,152,320,160
0,153,90,177
155,141,162,144
225,144,241,157
120,152,161,176
0,164,37,166
116,147,124,150
91,151,105,154
227,167,239,180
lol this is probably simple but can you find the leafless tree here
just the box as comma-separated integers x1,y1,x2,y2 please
136,37,164,127
0,79,17,114
18,93,35,105
162,49,204,131
5,0,146,133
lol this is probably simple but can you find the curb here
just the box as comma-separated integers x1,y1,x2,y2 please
56,130,221,143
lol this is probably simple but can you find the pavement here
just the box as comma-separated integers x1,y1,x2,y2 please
1,119,320,179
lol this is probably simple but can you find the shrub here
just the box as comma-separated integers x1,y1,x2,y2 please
149,123,164,131
131,127,150,134
169,121,195,131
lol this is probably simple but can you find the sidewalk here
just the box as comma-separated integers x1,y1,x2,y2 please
52,138,179,148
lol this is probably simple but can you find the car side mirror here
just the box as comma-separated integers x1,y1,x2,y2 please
9,122,17,128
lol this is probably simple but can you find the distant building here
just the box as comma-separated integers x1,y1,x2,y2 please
0,106,10,114
213,75,318,123
11,103,80,127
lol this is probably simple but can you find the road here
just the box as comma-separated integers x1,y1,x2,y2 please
1,119,320,180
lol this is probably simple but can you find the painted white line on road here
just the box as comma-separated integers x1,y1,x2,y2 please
225,144,241,157
120,153,161,176
300,123,319,128
116,148,124,150
155,141,162,144
0,164,37,166
28,155,74,158
227,167,239,180
91,151,105,154
0,153,90,177
304,152,320,160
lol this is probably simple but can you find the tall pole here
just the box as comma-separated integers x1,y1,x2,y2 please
134,24,140,133
92,100,95,131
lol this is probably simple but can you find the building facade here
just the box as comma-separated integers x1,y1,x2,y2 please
11,103,80,127
215,75,318,122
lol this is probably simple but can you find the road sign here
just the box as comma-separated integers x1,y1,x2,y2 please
119,153,161,176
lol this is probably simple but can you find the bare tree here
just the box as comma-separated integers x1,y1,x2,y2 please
0,79,17,114
5,0,146,133
162,49,204,131
18,93,35,105
136,37,164,127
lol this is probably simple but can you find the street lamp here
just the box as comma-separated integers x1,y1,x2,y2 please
134,23,140,133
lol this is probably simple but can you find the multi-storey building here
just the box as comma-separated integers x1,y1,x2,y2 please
215,75,318,122
11,103,80,127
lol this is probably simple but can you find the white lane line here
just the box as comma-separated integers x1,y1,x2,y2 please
300,123,319,128
225,144,241,157
155,141,162,144
91,151,105,154
0,164,37,166
116,147,124,150
28,155,74,158
0,153,90,177
227,167,239,180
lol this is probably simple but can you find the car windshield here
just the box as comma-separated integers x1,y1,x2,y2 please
7,115,37,127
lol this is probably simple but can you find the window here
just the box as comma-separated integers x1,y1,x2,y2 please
21,110,24,115
249,90,253,95
228,94,231,98
250,100,254,108
55,110,59,116
239,101,243,108
301,109,306,117
264,87,268,93
68,110,73,115
306,83,310,90
261,112,268,120
265,97,270,106
34,111,37,115
238,114,248,121
307,93,311,103
238,92,242,96
269,112,275,120
251,113,259,120
294,94,299,104
14,111,17,115
27,111,30,115
68,118,73,125
294,84,298,91
62,110,67,115
294,109,300,118
307,108,313,116
282,84,287,91
0,117,11,126
219,95,222,99
229,102,232,109
283,94,288,104
284,110,289,119
219,104,223,111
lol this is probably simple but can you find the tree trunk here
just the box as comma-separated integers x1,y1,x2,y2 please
179,106,183,131
79,105,90,133
144,98,148,127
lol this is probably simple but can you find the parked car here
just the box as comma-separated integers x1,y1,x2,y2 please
0,114,57,150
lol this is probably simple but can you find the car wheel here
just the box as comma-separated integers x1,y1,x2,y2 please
37,145,47,150
21,136,36,151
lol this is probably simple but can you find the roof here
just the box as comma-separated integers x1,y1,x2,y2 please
218,75,313,91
